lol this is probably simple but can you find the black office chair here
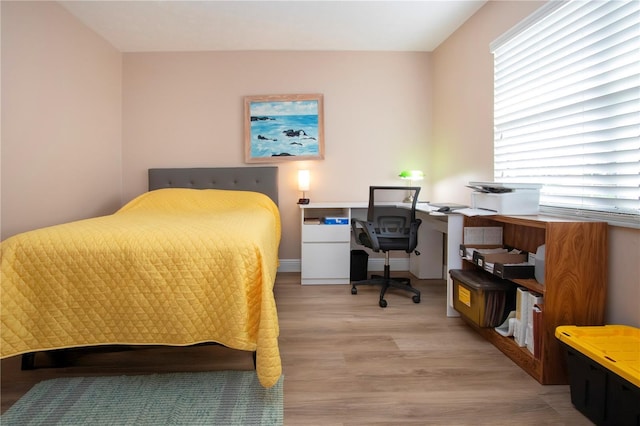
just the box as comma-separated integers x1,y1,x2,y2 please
351,186,422,308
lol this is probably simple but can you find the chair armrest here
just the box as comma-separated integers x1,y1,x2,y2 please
351,218,381,252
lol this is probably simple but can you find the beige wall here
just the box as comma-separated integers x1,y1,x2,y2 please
2,1,638,327
122,51,431,259
0,1,122,239
431,1,545,202
432,0,640,327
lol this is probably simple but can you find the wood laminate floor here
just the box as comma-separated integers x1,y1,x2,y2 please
1,272,592,425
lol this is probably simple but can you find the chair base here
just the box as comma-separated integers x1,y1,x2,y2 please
351,269,421,308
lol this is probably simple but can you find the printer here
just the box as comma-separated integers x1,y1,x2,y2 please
468,181,542,215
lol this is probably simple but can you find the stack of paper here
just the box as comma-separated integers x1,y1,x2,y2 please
462,246,505,260
463,227,503,245
495,311,517,337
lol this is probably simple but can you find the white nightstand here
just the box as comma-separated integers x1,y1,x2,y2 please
300,203,359,285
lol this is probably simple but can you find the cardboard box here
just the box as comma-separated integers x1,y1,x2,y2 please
473,252,528,268
458,244,502,260
493,262,535,279
555,325,640,426
450,269,514,328
471,190,540,215
472,251,535,279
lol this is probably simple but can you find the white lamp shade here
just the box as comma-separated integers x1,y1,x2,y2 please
298,170,310,191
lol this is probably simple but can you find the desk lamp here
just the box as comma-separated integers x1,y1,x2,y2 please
297,169,310,204
399,170,423,202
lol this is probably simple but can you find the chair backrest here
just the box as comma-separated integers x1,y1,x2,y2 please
366,186,421,253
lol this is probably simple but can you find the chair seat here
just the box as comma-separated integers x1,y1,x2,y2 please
376,239,410,251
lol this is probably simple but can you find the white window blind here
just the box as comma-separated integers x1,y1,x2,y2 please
491,0,640,226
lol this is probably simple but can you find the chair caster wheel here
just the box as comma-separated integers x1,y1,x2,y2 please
379,299,388,308
412,295,420,303
351,287,357,295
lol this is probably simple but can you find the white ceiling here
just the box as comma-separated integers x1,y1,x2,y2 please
59,1,487,53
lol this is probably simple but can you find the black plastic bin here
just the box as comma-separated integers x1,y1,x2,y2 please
555,325,640,426
350,250,369,281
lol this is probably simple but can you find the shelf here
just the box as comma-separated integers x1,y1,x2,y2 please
303,222,350,226
463,317,545,383
302,207,349,218
510,277,544,295
458,215,607,385
486,214,590,228
462,259,544,295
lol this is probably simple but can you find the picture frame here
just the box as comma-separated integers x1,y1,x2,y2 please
244,94,324,163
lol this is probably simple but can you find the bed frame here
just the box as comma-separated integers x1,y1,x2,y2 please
148,167,279,205
21,166,279,370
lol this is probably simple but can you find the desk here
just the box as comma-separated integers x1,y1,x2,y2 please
300,202,462,316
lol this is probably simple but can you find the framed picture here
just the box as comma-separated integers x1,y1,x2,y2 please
244,94,324,163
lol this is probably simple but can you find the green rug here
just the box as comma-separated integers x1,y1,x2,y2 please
2,370,283,425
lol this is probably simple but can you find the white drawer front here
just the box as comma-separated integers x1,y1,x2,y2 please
301,242,350,280
302,224,350,242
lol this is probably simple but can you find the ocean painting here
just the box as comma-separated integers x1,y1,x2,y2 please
244,94,324,162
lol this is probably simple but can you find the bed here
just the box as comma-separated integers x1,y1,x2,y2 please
1,167,282,388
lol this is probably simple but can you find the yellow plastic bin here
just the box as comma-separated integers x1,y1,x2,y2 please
555,325,640,426
450,269,514,328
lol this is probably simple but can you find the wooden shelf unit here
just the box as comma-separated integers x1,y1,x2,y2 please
461,214,608,384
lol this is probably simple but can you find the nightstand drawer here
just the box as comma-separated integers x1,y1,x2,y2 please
302,224,350,242
301,242,350,281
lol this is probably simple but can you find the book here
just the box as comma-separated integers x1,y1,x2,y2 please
532,303,544,359
525,292,543,352
514,287,529,347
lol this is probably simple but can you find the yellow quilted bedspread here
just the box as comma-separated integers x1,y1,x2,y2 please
1,188,282,387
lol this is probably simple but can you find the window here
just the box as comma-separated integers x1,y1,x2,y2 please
491,0,639,227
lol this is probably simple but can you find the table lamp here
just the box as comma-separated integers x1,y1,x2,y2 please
297,170,310,204
399,170,423,202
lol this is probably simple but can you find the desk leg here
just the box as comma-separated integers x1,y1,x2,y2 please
446,215,463,317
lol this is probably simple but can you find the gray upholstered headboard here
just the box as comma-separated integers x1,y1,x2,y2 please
148,167,279,206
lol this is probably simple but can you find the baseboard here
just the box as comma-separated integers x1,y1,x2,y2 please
277,258,410,273
277,259,300,273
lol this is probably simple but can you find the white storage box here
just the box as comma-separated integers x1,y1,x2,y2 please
471,189,540,215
